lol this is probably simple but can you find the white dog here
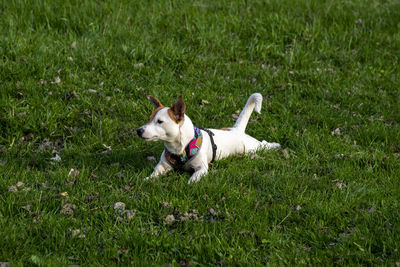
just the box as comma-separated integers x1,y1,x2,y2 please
137,93,280,184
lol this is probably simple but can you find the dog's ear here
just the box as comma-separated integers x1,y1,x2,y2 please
148,96,163,109
169,96,186,122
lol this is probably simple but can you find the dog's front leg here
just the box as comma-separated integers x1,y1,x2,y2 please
188,166,208,184
145,155,172,181
188,155,209,184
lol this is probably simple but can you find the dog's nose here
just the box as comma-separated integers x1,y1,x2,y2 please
137,128,144,137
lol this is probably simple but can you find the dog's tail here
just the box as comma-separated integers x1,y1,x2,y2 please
233,93,263,132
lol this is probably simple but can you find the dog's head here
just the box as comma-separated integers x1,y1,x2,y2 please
137,96,186,142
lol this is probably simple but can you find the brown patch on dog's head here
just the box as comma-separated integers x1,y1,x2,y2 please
147,96,165,122
168,96,186,123
148,106,165,122
220,128,231,131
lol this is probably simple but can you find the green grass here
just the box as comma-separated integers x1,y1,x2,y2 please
1,0,400,265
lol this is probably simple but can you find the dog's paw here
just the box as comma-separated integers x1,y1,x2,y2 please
188,175,202,184
145,175,160,182
261,141,281,150
269,142,281,150
144,176,156,182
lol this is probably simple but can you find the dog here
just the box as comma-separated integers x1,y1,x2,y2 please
137,93,280,184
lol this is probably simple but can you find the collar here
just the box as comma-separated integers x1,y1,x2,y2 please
164,127,203,169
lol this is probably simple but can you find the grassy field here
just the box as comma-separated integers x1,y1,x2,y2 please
1,0,400,265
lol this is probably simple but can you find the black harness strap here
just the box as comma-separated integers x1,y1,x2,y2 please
197,126,217,163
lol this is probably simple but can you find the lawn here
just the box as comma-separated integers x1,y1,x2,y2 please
1,0,399,265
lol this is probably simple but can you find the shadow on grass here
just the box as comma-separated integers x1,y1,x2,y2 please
63,149,150,170
10,149,152,173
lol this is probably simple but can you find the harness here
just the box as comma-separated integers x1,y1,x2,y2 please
197,126,217,164
164,126,217,169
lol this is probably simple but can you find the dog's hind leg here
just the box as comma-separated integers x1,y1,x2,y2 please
240,135,280,152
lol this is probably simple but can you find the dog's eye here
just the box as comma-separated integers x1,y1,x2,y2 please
157,119,163,124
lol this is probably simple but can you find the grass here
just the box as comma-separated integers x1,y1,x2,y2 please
1,0,400,265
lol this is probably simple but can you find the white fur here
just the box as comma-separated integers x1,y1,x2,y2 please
234,93,262,131
138,93,280,184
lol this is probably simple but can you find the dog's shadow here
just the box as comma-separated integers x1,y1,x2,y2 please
23,147,156,178
62,149,154,172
